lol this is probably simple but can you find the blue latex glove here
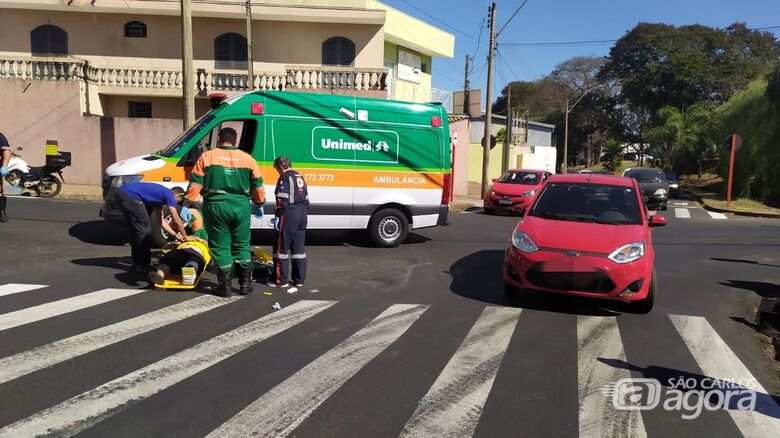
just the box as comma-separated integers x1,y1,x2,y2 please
252,204,264,219
270,217,280,232
0,166,8,177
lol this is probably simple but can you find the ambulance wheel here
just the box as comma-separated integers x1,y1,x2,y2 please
150,211,172,248
369,208,409,248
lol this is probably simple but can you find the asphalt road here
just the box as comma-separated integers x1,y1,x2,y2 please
0,196,778,437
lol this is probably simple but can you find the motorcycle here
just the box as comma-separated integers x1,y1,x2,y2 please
4,147,68,198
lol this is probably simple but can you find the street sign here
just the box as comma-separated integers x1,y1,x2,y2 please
481,135,497,149
722,134,743,151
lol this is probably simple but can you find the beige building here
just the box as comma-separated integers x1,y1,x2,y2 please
0,0,453,184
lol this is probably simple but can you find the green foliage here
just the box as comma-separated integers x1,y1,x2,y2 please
601,140,624,172
766,64,780,107
600,22,780,114
647,104,714,173
716,79,780,205
496,127,506,142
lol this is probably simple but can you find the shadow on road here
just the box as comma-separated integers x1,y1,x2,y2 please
719,280,780,300
250,229,431,248
71,256,151,288
711,257,780,269
448,249,620,316
69,220,128,246
599,358,780,420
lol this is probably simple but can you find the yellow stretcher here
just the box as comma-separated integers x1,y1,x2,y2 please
152,243,274,291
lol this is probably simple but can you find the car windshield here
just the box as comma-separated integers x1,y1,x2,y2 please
627,169,665,183
156,112,216,157
498,171,540,185
664,170,678,182
530,182,643,225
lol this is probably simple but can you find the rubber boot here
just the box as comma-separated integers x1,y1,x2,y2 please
236,264,253,296
216,267,233,298
0,196,7,223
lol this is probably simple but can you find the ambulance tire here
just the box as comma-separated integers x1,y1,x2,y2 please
150,210,171,248
369,208,409,248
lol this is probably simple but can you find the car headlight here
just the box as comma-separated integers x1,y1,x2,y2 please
521,189,536,198
608,241,645,264
654,188,667,196
511,230,538,253
669,183,679,189
491,191,496,196
110,175,143,188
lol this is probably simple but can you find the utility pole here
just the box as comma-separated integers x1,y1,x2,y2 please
501,90,511,172
180,0,195,129
463,54,470,115
245,0,254,90
480,2,496,197
563,98,569,173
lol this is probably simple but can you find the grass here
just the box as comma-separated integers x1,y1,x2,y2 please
682,174,780,214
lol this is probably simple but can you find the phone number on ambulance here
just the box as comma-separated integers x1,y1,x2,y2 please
301,173,335,182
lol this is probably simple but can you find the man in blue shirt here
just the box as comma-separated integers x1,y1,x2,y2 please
111,182,188,271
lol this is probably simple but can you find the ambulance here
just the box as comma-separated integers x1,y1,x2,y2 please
101,91,452,247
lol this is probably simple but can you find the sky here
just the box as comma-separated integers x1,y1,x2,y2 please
380,0,780,103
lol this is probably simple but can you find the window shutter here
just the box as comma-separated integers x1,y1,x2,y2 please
322,37,355,66
214,33,247,70
31,25,68,56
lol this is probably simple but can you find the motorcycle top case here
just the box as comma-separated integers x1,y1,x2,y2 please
46,151,71,167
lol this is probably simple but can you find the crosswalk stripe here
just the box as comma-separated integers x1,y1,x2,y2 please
206,303,429,438
672,202,689,206
674,208,691,219
0,295,241,385
0,283,47,298
578,316,647,438
669,315,780,436
399,306,521,438
0,300,336,438
707,211,728,220
0,288,147,332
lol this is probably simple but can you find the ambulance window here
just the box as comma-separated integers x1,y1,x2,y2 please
179,125,218,167
219,119,257,154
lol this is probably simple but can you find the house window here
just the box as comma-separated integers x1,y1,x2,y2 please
124,21,147,38
322,37,355,66
214,33,247,70
31,25,68,56
128,101,152,118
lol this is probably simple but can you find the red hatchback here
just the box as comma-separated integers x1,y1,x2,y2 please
484,169,551,215
503,173,666,313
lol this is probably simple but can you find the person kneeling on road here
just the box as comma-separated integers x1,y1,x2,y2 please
112,182,188,271
267,156,309,289
185,127,265,298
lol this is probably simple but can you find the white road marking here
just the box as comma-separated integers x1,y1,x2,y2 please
0,283,47,298
674,208,691,219
648,210,658,215
0,300,336,438
707,211,728,220
669,315,780,436
0,295,240,384
578,316,647,438
399,306,522,438
207,304,429,438
0,289,147,332
672,202,689,206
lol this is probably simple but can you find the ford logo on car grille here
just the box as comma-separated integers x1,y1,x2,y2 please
565,251,580,257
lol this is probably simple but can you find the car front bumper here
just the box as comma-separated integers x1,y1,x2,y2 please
484,195,532,213
503,245,653,302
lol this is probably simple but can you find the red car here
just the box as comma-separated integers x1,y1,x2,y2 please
503,173,666,313
484,169,552,215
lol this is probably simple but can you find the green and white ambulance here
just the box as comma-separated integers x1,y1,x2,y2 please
101,91,452,247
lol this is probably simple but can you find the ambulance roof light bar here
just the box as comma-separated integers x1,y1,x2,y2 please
208,93,228,109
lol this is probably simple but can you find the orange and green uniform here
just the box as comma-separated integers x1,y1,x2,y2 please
186,146,265,272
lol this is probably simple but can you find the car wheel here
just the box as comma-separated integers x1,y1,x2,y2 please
150,210,173,248
368,208,409,248
484,208,495,215
631,268,656,314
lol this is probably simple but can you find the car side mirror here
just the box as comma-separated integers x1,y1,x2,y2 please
492,178,497,183
649,215,666,227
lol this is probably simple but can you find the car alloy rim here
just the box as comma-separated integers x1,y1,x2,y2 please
378,217,401,241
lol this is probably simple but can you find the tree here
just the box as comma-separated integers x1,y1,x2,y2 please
492,78,567,119
601,140,624,172
600,22,780,114
766,64,780,108
647,104,714,176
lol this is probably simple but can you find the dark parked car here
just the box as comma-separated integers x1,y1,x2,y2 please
664,170,680,198
621,168,669,210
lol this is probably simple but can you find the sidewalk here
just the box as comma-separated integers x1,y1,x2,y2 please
682,175,780,219
57,184,103,202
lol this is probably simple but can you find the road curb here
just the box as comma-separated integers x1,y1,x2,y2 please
685,191,780,219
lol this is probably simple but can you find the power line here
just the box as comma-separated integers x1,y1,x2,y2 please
496,0,530,37
498,25,780,48
471,18,486,68
395,0,481,43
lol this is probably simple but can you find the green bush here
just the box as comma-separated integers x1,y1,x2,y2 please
601,140,624,172
716,79,780,205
